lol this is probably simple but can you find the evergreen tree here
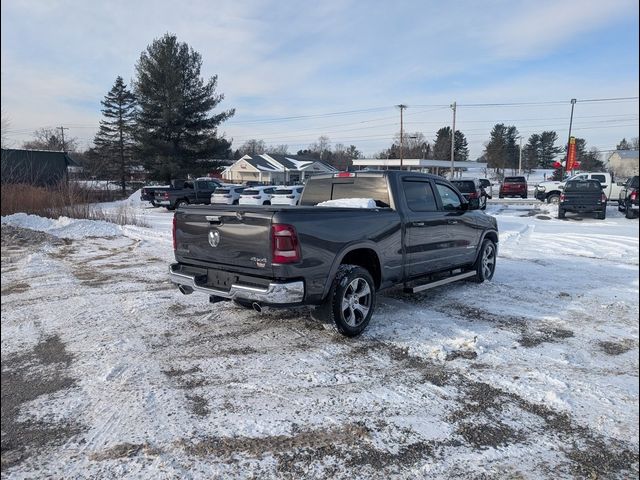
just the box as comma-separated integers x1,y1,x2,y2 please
93,76,137,193
484,124,519,177
538,131,562,169
134,33,234,180
616,138,632,150
432,127,468,161
523,133,541,173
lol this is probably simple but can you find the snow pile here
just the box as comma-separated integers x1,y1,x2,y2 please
1,213,123,239
316,198,377,208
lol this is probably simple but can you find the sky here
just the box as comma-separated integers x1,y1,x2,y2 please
1,0,639,159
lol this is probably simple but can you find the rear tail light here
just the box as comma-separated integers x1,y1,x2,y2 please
163,192,169,199
560,193,565,202
271,224,301,264
224,195,231,198
631,190,638,201
172,215,177,251
601,193,607,202
468,192,479,199
253,195,261,199
287,195,295,199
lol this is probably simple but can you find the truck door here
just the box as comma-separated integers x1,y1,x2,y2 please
434,182,481,265
401,178,452,277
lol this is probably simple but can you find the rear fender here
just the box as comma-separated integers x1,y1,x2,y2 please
321,241,383,300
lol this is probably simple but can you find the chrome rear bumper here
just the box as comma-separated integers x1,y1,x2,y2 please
169,263,304,305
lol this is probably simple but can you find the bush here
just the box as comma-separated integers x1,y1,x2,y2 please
0,183,147,227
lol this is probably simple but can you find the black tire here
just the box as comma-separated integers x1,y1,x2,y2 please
151,201,158,207
480,198,487,210
175,199,188,209
310,265,376,337
558,208,566,219
618,202,625,212
547,194,560,204
263,201,271,205
498,194,504,199
625,206,635,219
521,194,527,199
233,199,239,205
473,239,497,283
597,210,606,220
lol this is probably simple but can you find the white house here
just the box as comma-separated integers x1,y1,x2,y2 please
222,154,337,184
606,150,639,178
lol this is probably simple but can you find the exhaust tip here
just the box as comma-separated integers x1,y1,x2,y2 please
252,302,262,313
178,285,194,295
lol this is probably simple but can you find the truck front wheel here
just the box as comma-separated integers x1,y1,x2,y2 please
547,194,560,204
311,265,376,337
473,239,497,283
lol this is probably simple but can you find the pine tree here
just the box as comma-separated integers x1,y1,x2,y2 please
538,131,562,169
432,127,468,161
616,138,632,150
134,33,234,180
484,124,519,177
93,76,137,193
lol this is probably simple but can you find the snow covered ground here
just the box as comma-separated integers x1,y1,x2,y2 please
1,195,638,478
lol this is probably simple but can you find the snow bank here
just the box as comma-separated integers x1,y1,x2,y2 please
1,213,123,239
316,198,377,208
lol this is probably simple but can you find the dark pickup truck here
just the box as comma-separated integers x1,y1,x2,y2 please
618,175,639,219
155,178,222,210
558,179,607,220
141,179,186,207
169,171,499,336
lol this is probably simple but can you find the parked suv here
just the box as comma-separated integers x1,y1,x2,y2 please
451,178,487,210
499,176,527,199
618,175,639,219
211,185,245,205
271,186,304,206
239,186,276,205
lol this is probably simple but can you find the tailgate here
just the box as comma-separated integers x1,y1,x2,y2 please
176,207,274,274
562,192,602,206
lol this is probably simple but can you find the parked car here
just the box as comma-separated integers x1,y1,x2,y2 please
499,176,527,199
451,178,487,210
479,178,493,198
618,175,639,219
140,180,185,206
271,186,305,206
155,178,222,210
558,179,607,220
239,186,276,205
211,185,245,205
535,172,624,204
170,171,499,337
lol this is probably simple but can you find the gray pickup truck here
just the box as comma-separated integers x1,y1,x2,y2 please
170,171,499,336
155,178,222,210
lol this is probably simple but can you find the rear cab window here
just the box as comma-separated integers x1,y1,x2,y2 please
564,180,601,191
403,180,438,212
300,175,391,208
504,177,526,183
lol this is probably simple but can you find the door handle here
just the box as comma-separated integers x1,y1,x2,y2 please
447,219,459,225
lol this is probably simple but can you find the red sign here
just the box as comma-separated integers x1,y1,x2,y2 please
566,137,577,171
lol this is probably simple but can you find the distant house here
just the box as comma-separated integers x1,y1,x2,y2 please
223,154,336,184
606,150,639,178
1,148,79,186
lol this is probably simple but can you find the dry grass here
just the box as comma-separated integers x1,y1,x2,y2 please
1,183,147,227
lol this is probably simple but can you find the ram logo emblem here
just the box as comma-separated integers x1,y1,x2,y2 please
208,230,220,248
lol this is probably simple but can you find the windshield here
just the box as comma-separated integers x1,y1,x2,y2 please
451,181,476,193
504,177,526,183
274,189,293,195
243,189,259,195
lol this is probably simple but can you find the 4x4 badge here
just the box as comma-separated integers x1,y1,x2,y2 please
208,230,220,248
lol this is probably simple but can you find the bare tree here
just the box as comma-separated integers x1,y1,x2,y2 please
238,139,266,155
266,144,289,155
1,111,10,148
23,127,79,152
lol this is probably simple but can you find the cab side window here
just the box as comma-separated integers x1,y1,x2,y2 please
402,180,438,212
435,183,462,211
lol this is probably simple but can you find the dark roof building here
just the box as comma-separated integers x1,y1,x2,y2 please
1,149,79,186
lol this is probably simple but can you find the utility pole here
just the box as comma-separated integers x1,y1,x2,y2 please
58,126,69,152
450,101,456,179
518,136,523,175
561,99,577,180
397,104,407,168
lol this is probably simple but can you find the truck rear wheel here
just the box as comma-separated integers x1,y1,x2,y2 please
558,208,566,219
625,206,635,219
311,265,376,337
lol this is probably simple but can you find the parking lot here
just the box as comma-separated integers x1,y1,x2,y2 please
1,200,638,479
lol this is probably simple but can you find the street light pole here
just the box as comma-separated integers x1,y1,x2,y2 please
518,136,523,175
561,98,577,180
450,101,456,179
